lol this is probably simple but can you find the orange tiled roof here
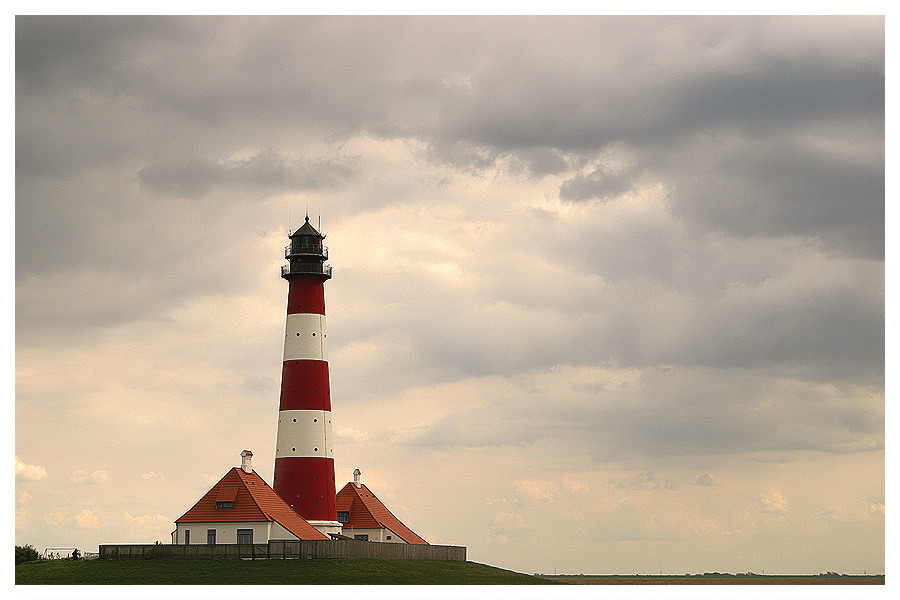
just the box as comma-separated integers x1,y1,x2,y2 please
336,482,428,545
176,467,329,540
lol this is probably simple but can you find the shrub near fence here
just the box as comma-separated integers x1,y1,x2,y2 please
100,540,466,562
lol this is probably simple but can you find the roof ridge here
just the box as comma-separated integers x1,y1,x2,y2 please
235,468,268,518
176,466,328,540
174,468,240,522
337,481,428,544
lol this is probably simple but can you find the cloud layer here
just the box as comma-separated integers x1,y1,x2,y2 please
15,16,883,575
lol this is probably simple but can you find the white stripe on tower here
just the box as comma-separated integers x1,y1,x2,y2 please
282,314,327,361
275,410,334,457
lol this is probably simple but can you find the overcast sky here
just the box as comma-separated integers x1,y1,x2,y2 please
15,15,884,577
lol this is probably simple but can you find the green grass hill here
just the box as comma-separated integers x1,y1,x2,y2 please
16,557,553,585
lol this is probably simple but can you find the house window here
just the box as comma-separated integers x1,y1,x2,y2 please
237,529,253,544
337,511,349,524
184,529,190,545
207,529,216,545
354,534,369,541
215,501,234,509
386,535,392,540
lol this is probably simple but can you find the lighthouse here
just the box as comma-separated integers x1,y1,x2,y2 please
273,216,341,534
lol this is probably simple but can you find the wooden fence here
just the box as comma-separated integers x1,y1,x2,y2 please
99,540,466,561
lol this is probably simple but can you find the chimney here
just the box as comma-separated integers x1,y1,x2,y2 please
353,468,361,487
240,450,253,474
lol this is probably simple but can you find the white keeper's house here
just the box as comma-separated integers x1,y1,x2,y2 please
172,451,329,545
335,469,428,544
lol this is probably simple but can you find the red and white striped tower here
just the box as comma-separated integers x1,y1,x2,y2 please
273,216,341,534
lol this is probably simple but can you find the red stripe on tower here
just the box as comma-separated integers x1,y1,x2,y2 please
273,215,341,533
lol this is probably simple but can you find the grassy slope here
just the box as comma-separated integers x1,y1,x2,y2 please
16,558,551,585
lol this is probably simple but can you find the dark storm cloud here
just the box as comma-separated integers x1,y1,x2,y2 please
510,147,569,178
659,131,884,257
138,151,358,198
558,166,636,202
15,16,181,92
348,205,882,384
615,471,679,491
693,473,716,486
16,16,882,257
401,366,883,461
16,14,883,459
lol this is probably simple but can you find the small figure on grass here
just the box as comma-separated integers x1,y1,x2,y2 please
71,548,80,560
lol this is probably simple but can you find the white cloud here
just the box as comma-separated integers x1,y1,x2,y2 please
71,469,111,484
515,479,558,502
759,488,788,513
561,475,588,494
16,507,34,532
73,509,100,529
40,507,102,532
489,511,530,537
819,502,885,523
334,427,369,443
117,512,174,542
15,455,47,481
43,510,67,527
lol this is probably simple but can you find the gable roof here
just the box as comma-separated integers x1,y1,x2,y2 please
176,467,329,540
336,482,428,545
